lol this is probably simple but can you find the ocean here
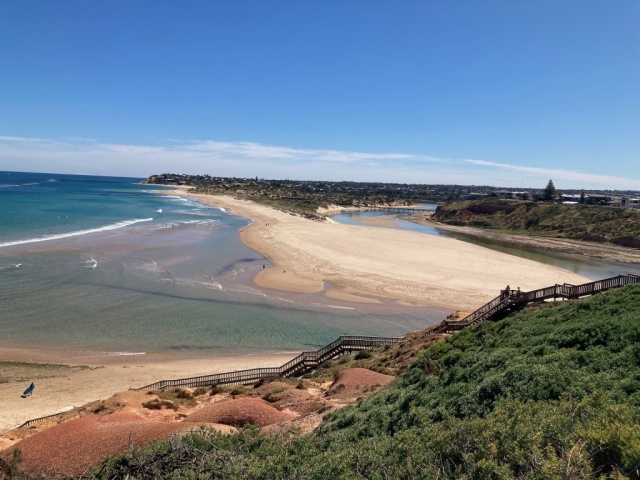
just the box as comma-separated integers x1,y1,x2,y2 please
0,171,443,358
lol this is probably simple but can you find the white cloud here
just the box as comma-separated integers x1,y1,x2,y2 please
0,135,637,189
463,159,640,190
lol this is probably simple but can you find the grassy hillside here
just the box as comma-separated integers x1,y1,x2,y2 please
30,286,640,479
433,199,640,248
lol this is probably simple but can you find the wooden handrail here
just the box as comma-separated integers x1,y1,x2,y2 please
140,335,401,390
139,274,639,391
16,274,639,429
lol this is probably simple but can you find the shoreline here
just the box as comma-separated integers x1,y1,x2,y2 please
156,187,589,310
0,348,297,434
407,212,640,265
0,186,607,434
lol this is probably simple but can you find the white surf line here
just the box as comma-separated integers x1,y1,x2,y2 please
311,303,356,310
276,297,297,304
0,218,154,248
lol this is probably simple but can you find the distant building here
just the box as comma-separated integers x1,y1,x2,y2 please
462,192,489,200
495,190,528,200
561,194,583,203
623,197,640,210
587,194,610,205
608,197,623,208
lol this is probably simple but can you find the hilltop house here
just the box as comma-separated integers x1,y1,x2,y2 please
495,190,528,200
623,197,640,210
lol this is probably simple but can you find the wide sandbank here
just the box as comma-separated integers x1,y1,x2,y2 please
168,188,588,310
1,189,589,432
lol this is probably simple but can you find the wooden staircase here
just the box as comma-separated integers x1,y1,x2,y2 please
141,336,400,390
141,274,639,391
423,274,640,336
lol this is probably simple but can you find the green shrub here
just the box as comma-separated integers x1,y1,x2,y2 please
142,399,177,411
354,349,372,360
209,384,224,395
229,386,247,397
193,387,209,396
91,286,640,479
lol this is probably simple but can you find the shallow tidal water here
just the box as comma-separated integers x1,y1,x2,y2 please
0,172,445,358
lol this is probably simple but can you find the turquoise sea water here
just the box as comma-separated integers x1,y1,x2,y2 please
0,172,444,357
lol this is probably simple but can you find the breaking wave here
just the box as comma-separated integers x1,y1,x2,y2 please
0,218,154,248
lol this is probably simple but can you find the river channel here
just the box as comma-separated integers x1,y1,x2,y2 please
331,206,640,281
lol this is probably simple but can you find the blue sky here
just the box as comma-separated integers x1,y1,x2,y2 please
0,1,638,189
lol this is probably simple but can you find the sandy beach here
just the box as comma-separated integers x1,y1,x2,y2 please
165,188,589,309
0,188,592,433
0,348,296,434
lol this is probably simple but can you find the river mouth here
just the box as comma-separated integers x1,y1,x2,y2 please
330,207,640,280
0,177,449,360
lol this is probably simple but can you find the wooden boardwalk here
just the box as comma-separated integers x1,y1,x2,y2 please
368,206,429,213
140,274,639,391
141,336,401,390
16,274,639,428
423,274,640,335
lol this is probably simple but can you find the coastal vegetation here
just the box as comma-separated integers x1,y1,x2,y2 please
433,198,640,248
48,284,640,479
146,174,429,219
0,361,93,385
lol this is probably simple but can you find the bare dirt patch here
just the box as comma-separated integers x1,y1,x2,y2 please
184,397,294,427
0,415,198,477
330,368,394,390
248,381,328,416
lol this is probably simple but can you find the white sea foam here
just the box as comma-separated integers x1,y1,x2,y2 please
0,263,22,271
276,297,296,304
217,207,227,213
311,303,356,310
0,184,19,188
108,351,146,356
175,209,220,217
326,305,356,310
0,218,154,248
223,285,268,297
174,278,222,290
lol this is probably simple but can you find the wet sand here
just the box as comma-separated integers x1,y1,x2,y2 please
162,188,589,310
2,187,593,432
352,215,400,229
